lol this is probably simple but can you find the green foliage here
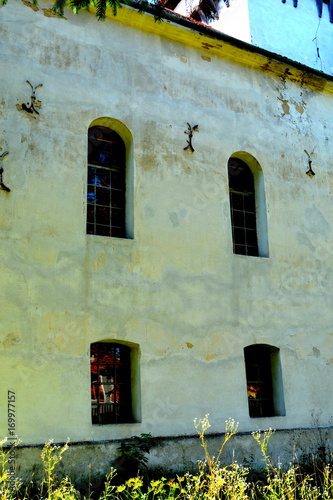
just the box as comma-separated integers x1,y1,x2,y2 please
0,0,163,21
114,433,157,480
40,439,79,500
0,438,21,500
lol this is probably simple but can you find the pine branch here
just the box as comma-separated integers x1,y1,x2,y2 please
69,0,91,14
52,0,67,16
107,0,123,17
136,0,164,22
95,0,107,19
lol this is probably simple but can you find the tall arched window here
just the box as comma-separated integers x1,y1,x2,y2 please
228,157,258,256
87,125,126,238
244,344,285,418
228,153,269,257
91,342,135,424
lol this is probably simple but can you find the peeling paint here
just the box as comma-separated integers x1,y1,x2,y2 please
42,8,67,18
202,43,214,49
294,102,304,114
21,0,39,11
278,97,290,114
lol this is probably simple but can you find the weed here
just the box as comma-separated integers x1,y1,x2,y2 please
0,419,332,500
0,438,21,500
114,433,157,481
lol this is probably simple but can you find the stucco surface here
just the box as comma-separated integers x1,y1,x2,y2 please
0,0,332,475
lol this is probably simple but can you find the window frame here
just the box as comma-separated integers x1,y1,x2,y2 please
86,117,134,240
228,158,259,256
227,152,269,258
90,341,140,425
244,344,285,418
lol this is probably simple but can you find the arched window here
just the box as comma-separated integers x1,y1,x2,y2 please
87,125,126,238
228,157,258,256
244,344,285,418
91,342,135,424
228,153,269,257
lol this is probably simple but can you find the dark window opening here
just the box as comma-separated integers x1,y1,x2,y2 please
244,345,274,418
244,344,285,418
228,158,259,256
87,126,126,238
91,342,132,424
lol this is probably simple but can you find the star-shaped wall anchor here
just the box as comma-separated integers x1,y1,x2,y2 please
17,80,43,118
304,149,315,178
0,150,10,192
183,123,199,152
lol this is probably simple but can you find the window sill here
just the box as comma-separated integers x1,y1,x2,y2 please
86,234,136,246
233,253,269,259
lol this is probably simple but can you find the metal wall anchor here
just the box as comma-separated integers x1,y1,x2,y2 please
183,123,199,152
0,150,10,192
19,81,43,117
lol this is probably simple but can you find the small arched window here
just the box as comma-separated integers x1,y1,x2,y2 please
244,344,285,418
87,126,126,238
91,342,134,424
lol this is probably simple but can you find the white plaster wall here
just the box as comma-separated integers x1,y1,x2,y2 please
0,0,332,465
209,0,333,74
248,0,333,73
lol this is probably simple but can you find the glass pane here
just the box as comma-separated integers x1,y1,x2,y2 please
230,192,244,210
88,167,96,185
234,227,245,246
86,223,94,235
232,209,244,228
113,384,121,403
87,188,96,204
97,151,111,167
234,244,246,255
112,226,126,238
112,208,125,228
111,170,125,189
95,225,111,237
88,150,100,166
110,149,125,168
245,211,256,230
244,195,256,212
247,246,258,256
96,206,110,226
87,206,94,223
96,187,110,206
246,229,258,246
117,364,131,383
96,169,111,188
111,190,125,209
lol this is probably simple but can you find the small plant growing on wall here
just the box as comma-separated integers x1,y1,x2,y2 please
113,433,157,481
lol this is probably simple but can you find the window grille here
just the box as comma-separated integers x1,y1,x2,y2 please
87,126,126,238
91,342,133,424
244,345,274,418
228,158,259,256
244,344,285,419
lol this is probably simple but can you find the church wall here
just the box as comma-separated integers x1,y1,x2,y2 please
0,0,332,477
